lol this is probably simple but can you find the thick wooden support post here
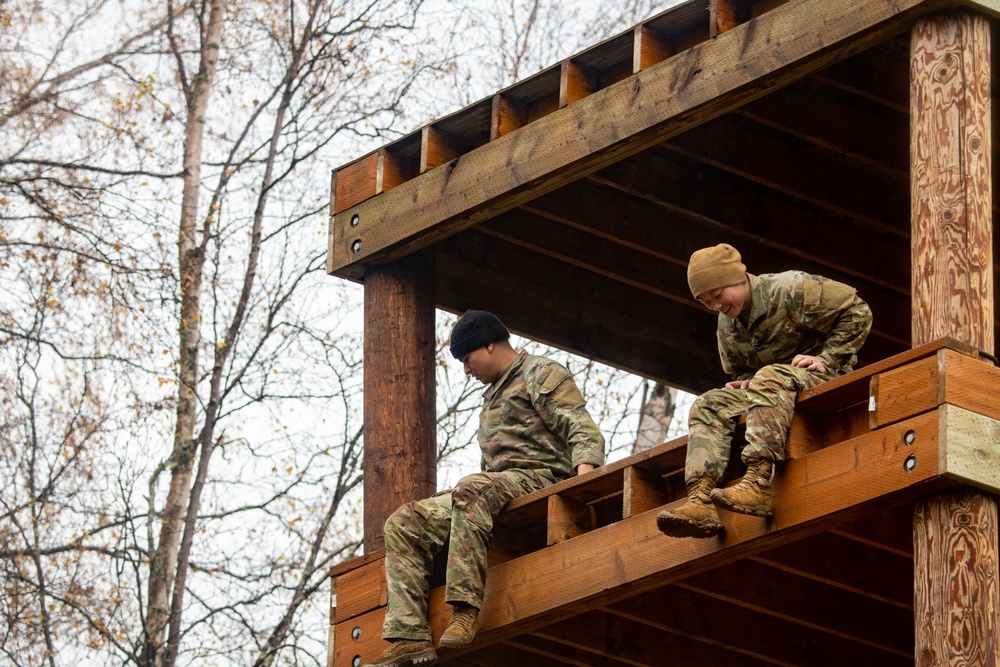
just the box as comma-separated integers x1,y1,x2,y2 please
910,10,997,665
914,491,999,664
911,10,993,349
363,252,436,552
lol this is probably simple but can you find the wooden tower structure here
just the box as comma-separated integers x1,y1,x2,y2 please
326,0,1000,664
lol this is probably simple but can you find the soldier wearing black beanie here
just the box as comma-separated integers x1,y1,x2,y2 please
366,308,605,667
449,310,510,359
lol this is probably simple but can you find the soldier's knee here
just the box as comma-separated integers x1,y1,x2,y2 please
453,476,489,510
383,501,423,544
750,364,798,392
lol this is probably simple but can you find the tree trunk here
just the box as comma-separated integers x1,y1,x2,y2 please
632,382,676,455
144,2,228,665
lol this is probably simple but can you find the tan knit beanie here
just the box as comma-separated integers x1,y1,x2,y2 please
687,244,747,298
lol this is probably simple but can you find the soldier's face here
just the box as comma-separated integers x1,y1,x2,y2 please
461,344,499,385
697,280,750,319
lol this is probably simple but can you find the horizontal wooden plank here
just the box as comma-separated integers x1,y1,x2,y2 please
333,559,386,624
443,411,950,659
871,348,1000,428
329,0,948,279
753,531,915,606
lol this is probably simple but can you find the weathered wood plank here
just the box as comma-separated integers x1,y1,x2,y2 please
633,25,673,72
547,495,597,545
622,466,674,519
332,153,378,215
333,559,386,623
330,0,950,279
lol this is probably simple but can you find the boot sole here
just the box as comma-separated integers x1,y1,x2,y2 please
439,633,477,650
710,493,773,518
362,647,438,667
656,512,723,538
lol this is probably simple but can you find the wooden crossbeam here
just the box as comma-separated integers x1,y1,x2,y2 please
329,0,951,279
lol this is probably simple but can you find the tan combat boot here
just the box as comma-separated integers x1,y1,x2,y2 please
656,477,723,538
361,639,437,667
439,602,479,649
710,458,774,517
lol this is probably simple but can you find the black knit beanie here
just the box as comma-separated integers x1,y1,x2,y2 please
449,310,510,359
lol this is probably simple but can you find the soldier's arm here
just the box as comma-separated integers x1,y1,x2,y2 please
799,276,873,371
533,367,605,471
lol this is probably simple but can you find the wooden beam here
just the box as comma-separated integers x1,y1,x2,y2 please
753,532,915,606
329,0,950,279
940,404,1000,492
609,583,911,665
673,557,914,653
910,9,998,666
664,116,909,238
362,252,436,551
435,412,950,658
960,0,1000,19
434,234,722,392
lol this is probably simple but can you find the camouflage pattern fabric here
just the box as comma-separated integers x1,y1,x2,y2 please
381,469,552,641
719,272,872,381
479,352,605,479
687,271,872,483
380,352,605,641
686,363,834,481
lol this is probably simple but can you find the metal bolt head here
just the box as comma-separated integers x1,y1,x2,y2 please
352,626,361,640
350,214,360,228
904,455,917,472
351,239,362,254
904,430,916,446
352,656,361,667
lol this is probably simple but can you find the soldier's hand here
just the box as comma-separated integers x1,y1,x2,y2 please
724,379,750,390
792,354,826,372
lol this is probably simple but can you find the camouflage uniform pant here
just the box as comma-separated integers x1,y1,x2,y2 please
381,468,554,641
685,363,837,484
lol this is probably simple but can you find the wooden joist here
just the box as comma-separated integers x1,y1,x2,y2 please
329,0,951,279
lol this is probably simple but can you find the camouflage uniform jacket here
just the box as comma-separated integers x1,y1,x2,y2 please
719,271,872,382
478,352,605,481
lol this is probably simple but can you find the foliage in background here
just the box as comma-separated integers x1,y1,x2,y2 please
0,1,686,665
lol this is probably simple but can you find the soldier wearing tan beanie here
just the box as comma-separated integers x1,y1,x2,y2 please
686,243,746,299
657,244,873,539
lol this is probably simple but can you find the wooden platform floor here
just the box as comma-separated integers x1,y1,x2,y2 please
329,339,1000,667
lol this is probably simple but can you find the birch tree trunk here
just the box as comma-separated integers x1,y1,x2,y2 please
144,2,227,664
632,381,677,454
